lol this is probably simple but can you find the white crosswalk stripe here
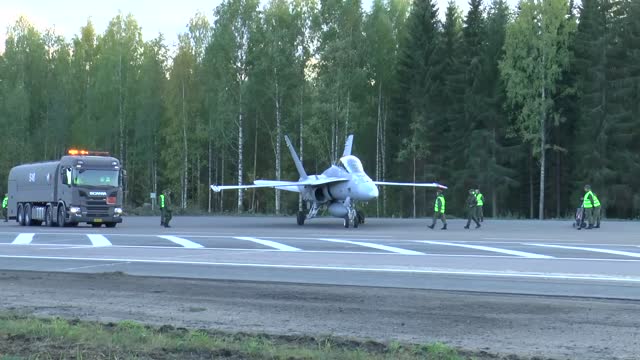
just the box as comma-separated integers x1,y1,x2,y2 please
157,235,204,249
12,233,35,245
87,234,112,247
529,243,640,258
319,238,424,255
234,237,301,251
417,240,554,259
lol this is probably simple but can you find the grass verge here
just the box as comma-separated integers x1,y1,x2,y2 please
0,313,483,360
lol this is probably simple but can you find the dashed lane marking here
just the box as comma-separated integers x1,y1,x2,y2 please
319,238,424,255
157,235,204,249
528,244,640,258
87,234,112,247
234,237,301,252
11,233,34,245
417,240,554,259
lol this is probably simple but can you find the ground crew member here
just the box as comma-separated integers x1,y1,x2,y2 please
581,185,601,230
159,189,172,228
428,189,447,230
476,188,484,222
2,193,8,222
464,189,481,229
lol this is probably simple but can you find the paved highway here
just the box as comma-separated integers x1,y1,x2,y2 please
0,216,639,299
1,216,639,359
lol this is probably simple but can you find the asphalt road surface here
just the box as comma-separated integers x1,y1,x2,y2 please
0,216,639,359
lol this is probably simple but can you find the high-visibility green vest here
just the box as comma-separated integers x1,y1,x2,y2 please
476,193,484,206
583,191,598,208
2,196,7,209
159,194,165,208
434,195,445,213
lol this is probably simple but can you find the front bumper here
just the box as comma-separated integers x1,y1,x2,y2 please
68,214,123,224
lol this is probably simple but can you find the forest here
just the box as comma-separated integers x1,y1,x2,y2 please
0,0,638,219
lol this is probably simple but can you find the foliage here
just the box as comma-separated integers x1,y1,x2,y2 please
1,0,639,218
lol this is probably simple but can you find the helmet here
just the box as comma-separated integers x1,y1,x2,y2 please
584,184,591,191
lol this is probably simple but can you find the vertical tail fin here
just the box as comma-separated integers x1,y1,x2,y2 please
284,135,307,179
342,134,354,157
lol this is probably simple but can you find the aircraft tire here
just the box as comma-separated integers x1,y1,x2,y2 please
296,211,305,226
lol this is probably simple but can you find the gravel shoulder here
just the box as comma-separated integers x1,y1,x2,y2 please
1,270,639,359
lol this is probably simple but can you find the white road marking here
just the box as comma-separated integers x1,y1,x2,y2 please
12,233,35,245
0,254,638,283
319,238,424,255
1,242,640,262
63,262,129,271
484,237,561,241
529,244,640,258
157,235,204,249
417,240,554,259
234,237,301,251
87,234,112,247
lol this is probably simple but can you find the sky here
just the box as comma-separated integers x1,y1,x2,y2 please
0,0,519,53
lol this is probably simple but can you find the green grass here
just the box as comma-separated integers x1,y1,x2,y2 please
0,313,477,360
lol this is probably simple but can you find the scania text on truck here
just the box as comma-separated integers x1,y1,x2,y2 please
6,150,125,228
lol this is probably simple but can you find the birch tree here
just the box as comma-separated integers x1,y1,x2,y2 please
212,0,260,213
500,0,575,219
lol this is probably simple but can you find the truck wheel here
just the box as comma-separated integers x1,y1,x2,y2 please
57,205,67,227
17,204,25,226
24,204,33,226
105,223,117,228
45,206,53,227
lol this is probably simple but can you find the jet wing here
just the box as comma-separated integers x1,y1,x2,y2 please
373,181,448,189
210,177,349,193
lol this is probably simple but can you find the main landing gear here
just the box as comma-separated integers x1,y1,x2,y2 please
297,202,320,226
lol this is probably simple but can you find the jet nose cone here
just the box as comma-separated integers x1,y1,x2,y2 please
365,183,379,200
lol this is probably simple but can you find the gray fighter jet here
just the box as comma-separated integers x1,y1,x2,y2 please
211,134,447,228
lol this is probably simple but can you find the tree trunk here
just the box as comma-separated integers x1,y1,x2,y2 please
530,149,534,219
376,81,382,218
492,129,498,218
237,83,244,213
274,68,281,215
220,151,225,212
345,90,350,140
251,114,258,212
298,85,304,212
556,151,561,218
382,101,387,217
208,94,212,213
182,80,188,209
539,87,546,220
208,136,212,213
412,155,417,219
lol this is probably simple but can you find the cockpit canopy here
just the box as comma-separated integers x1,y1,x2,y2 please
339,155,364,174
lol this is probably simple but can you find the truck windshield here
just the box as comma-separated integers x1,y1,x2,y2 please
73,169,119,187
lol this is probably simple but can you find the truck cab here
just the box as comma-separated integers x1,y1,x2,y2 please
57,154,124,227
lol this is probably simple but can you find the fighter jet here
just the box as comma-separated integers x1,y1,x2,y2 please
210,134,447,228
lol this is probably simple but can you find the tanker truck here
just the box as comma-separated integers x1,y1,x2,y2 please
6,150,124,228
